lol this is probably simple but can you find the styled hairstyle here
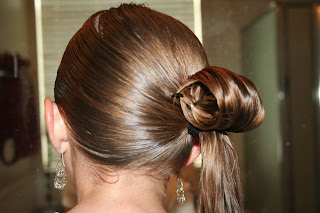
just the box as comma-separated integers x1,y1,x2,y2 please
54,4,264,213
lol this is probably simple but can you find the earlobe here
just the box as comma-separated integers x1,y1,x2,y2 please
45,98,69,153
183,138,201,167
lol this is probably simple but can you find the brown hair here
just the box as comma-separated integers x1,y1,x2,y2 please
54,4,264,213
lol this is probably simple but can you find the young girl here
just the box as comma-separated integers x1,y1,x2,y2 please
45,4,264,213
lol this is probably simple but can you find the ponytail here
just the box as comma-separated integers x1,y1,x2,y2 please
198,131,243,212
177,66,264,213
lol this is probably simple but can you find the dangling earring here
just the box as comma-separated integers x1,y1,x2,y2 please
54,147,67,189
176,173,185,204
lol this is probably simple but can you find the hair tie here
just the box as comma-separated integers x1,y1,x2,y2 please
188,123,200,137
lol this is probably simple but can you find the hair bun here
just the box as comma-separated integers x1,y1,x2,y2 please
178,66,264,133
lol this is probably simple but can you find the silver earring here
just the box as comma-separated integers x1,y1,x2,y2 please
176,173,186,204
54,148,67,189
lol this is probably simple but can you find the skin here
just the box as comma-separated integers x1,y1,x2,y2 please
45,98,200,213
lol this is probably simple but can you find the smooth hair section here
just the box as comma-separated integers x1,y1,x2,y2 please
54,4,264,213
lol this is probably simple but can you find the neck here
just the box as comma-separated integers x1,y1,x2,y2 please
69,165,168,213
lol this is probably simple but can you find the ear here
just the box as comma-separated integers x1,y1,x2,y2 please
45,98,69,153
183,138,201,167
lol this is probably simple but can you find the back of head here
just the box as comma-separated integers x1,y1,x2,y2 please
54,4,264,213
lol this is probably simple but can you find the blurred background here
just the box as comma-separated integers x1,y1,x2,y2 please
0,0,319,212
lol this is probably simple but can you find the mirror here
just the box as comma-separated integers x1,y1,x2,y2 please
0,0,319,212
